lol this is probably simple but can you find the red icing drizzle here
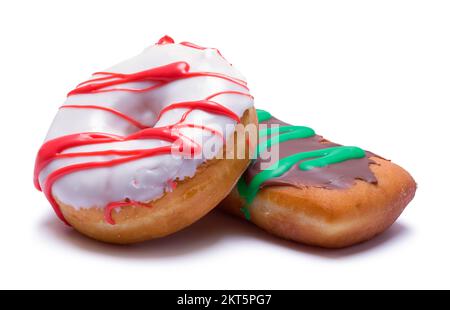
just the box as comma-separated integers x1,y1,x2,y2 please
157,35,175,45
180,41,225,59
157,100,240,123
34,36,251,225
104,200,150,225
68,62,248,97
167,179,177,191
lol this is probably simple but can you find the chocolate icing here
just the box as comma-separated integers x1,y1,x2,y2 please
244,115,378,190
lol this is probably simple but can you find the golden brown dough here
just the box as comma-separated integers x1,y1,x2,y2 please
220,157,416,248
59,108,257,244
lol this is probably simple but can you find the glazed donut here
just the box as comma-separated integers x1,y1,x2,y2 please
34,35,256,244
220,109,416,248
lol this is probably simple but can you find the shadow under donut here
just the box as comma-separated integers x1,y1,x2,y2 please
38,210,411,260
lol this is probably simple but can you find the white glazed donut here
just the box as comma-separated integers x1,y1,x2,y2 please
34,35,256,243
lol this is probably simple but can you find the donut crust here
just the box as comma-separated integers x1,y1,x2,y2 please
220,157,416,248
58,108,257,244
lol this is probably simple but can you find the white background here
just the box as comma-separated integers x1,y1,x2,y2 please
0,0,449,289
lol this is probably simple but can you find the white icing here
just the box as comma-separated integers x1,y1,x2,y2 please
38,40,254,209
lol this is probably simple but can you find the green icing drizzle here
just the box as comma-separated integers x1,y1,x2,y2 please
239,145,365,206
239,109,366,220
256,126,315,157
256,109,272,122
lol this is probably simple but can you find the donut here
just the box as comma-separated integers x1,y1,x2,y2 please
220,109,416,248
34,35,256,244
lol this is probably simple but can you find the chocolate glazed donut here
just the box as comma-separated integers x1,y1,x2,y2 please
220,109,416,248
